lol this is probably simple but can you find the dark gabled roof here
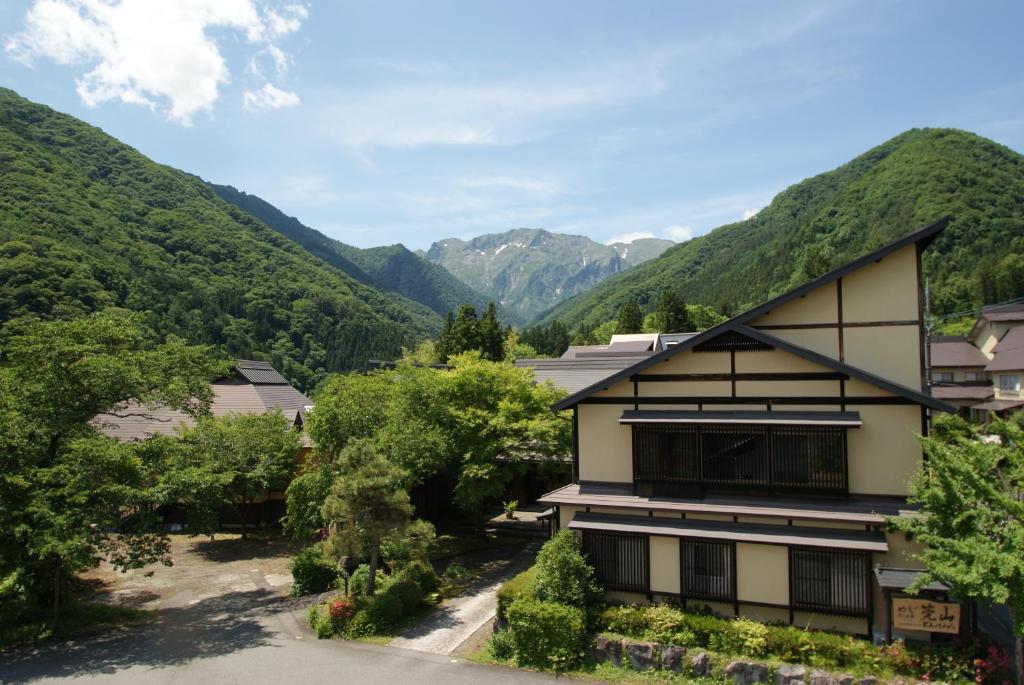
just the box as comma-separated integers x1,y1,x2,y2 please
985,327,1024,372
981,303,1024,322
234,359,290,385
552,218,953,413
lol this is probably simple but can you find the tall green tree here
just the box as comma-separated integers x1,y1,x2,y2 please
615,299,644,334
437,304,481,361
321,439,412,596
169,410,301,538
478,302,506,361
890,414,1024,681
0,309,225,625
654,289,691,332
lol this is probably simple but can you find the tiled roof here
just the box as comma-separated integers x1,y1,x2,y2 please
94,361,310,442
929,385,993,401
516,356,649,393
981,303,1024,322
234,359,291,385
986,327,1024,371
928,337,988,367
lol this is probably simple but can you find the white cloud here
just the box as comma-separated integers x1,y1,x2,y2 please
243,83,300,111
606,231,655,245
663,224,694,241
6,0,307,125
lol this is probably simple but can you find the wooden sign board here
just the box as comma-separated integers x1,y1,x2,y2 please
892,597,961,634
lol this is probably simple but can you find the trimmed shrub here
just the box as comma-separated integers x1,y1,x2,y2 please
533,530,601,609
443,562,468,580
488,628,516,661
384,579,423,613
290,544,339,596
496,566,537,623
306,604,334,639
397,560,439,594
349,564,388,597
364,592,404,631
506,598,586,671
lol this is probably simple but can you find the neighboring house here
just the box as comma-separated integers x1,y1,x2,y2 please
95,359,312,441
926,304,1024,420
95,359,312,527
517,333,699,394
927,335,992,415
539,218,967,642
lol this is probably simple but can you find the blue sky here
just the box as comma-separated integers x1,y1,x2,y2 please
2,1,1022,250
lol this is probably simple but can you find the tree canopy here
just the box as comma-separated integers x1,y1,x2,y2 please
0,309,226,624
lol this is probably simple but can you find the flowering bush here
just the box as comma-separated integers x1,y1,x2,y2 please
329,598,356,622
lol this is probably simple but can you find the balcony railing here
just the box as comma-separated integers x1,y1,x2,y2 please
632,423,848,497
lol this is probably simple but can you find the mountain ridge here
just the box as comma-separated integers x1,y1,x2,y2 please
538,128,1024,330
421,227,673,322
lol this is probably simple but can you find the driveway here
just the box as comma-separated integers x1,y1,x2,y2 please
0,535,557,685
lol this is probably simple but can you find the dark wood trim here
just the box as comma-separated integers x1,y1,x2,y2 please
633,378,639,411
572,406,580,483
631,372,848,382
580,395,920,406
837,278,845,362
753,320,919,331
730,350,737,397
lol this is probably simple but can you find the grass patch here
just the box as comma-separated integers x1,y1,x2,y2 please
0,602,152,651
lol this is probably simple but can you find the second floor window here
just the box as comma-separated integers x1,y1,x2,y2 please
1000,375,1020,392
931,371,954,383
965,371,982,381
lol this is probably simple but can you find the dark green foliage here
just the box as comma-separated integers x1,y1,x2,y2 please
654,289,691,332
496,566,538,623
533,531,601,610
289,545,339,596
382,579,423,613
396,560,440,595
487,628,517,661
520,320,571,357
361,592,403,631
478,302,506,361
506,598,587,670
348,564,387,597
615,299,644,334
541,128,1024,329
209,184,503,323
0,88,438,390
437,304,482,360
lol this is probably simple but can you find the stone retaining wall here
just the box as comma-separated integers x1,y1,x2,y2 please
590,634,924,685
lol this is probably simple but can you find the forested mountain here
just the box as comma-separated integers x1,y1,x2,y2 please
209,184,512,323
421,228,673,322
0,88,439,389
539,128,1024,329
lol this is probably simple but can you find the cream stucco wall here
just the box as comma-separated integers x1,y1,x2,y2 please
755,281,838,326
844,325,922,389
846,404,922,495
841,245,920,323
577,403,633,483
650,536,681,594
736,543,788,605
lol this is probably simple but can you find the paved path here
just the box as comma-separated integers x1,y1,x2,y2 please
389,540,540,655
0,595,557,685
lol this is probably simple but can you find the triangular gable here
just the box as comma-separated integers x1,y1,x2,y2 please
552,217,954,413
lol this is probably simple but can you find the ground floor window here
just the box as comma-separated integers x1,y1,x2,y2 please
681,539,735,602
582,530,649,593
790,547,870,616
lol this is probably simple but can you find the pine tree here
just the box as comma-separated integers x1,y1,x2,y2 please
436,311,454,362
478,302,506,361
655,289,691,332
615,299,644,334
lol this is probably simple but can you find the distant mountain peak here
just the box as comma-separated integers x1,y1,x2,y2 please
422,228,674,322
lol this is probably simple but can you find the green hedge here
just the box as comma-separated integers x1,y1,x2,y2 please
383,579,423,613
496,566,537,623
290,545,339,596
396,560,439,595
507,599,586,671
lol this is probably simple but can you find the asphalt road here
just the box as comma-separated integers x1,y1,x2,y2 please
0,590,557,685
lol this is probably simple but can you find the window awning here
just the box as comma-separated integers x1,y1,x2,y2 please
568,512,888,552
618,409,863,427
874,567,949,593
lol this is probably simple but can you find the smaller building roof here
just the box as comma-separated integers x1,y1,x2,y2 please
971,399,1024,412
980,303,1024,322
618,409,862,427
929,385,994,401
929,337,989,368
516,357,646,393
568,512,889,552
874,568,950,593
986,327,1024,371
234,359,290,385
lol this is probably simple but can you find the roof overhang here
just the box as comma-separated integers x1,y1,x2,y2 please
618,409,862,427
568,512,888,552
